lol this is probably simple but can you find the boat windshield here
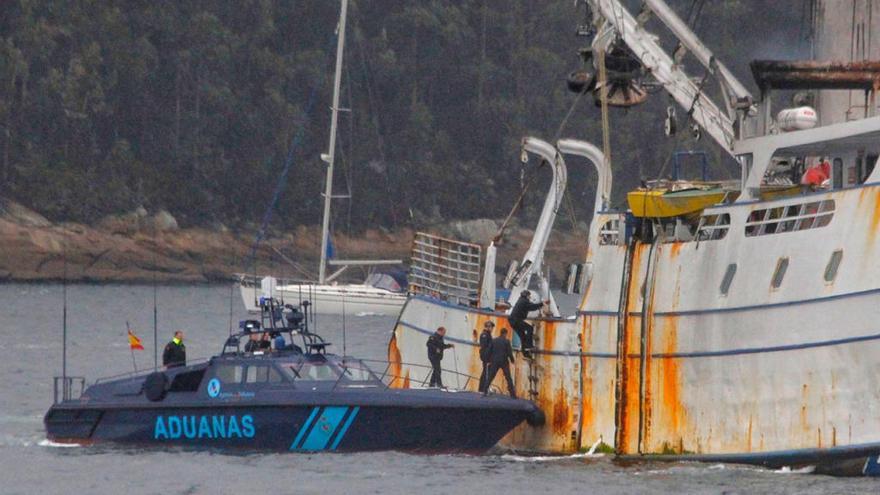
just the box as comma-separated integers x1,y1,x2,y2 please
337,360,379,382
282,362,339,381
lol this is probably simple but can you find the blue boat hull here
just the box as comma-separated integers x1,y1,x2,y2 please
45,401,531,454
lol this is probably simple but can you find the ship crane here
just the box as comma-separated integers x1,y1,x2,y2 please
582,0,757,157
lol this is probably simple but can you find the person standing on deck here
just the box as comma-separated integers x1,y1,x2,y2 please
162,330,186,368
508,290,548,359
478,321,495,393
426,326,454,388
485,328,516,398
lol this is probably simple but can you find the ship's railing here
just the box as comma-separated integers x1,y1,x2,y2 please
408,232,482,306
53,376,86,404
92,357,212,385
351,358,505,395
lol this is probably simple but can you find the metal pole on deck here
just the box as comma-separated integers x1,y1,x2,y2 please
153,255,158,371
62,234,68,400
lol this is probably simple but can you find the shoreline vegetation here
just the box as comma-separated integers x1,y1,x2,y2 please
0,198,587,284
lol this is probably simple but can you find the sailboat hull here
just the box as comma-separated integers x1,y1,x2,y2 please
240,283,405,316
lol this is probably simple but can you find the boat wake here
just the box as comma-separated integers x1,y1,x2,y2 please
500,452,604,463
774,465,816,474
38,439,81,448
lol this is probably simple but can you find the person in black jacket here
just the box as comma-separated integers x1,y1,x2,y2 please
162,330,186,368
484,328,516,398
426,326,454,388
478,321,495,393
508,290,547,359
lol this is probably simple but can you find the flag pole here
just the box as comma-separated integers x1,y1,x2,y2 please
127,321,138,372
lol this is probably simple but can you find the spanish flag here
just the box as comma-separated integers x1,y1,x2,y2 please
128,329,144,351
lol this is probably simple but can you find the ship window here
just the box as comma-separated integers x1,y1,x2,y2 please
832,158,844,189
215,364,244,384
746,200,834,237
824,250,843,283
169,368,206,392
771,257,789,289
864,154,878,183
284,362,340,381
697,213,730,241
720,264,737,296
246,365,283,384
599,218,622,245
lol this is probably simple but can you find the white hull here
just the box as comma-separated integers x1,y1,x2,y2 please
390,180,880,469
240,282,406,316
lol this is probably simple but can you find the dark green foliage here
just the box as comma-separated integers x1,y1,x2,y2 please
0,0,808,231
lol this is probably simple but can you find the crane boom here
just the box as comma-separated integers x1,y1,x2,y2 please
587,0,747,155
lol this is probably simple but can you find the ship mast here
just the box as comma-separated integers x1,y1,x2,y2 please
318,0,349,284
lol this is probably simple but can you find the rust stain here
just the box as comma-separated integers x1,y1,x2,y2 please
579,317,594,443
551,385,571,436
658,315,684,443
668,241,683,259
800,383,809,432
747,416,753,452
402,371,410,389
868,188,880,249
615,243,645,454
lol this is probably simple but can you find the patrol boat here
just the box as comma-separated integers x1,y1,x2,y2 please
45,299,544,453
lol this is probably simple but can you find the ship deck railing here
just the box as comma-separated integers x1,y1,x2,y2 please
53,376,86,404
92,357,213,385
355,358,506,396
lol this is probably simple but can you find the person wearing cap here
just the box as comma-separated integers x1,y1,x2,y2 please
508,290,548,359
426,326,454,388
478,321,495,393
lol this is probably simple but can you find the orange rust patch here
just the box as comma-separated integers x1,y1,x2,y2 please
402,371,410,389
869,189,880,248
579,317,594,445
542,321,557,352
747,416,753,452
659,316,683,434
668,242,683,259
615,243,646,454
551,385,571,436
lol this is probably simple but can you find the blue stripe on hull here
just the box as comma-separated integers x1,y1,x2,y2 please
299,406,349,451
290,407,320,450
331,406,359,450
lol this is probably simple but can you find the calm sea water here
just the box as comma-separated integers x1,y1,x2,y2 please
0,283,876,494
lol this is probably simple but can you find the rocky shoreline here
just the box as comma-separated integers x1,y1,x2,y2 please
0,199,587,284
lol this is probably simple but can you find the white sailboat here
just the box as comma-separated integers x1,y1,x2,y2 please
240,0,406,315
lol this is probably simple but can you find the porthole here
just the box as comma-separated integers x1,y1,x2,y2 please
720,263,737,296
771,257,789,289
824,250,843,283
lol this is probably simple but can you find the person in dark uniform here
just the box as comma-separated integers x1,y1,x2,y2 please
426,326,454,388
478,321,495,393
485,328,516,398
244,332,261,352
162,330,186,368
508,290,548,359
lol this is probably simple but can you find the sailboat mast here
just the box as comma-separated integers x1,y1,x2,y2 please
318,0,349,284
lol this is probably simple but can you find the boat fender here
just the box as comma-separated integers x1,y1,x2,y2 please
526,406,546,427
143,372,169,402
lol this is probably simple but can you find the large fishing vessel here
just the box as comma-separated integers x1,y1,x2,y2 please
389,0,880,476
